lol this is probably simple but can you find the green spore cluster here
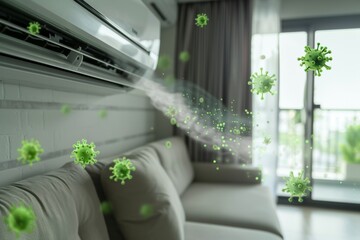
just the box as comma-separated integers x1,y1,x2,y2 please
248,68,276,100
17,139,44,166
27,21,41,35
100,201,113,215
71,139,100,168
166,106,177,118
109,157,136,185
61,104,71,115
98,109,108,119
298,42,332,76
157,55,171,71
139,204,154,218
263,137,271,145
340,124,360,164
195,13,209,28
4,204,36,238
164,141,172,149
282,171,312,203
179,51,190,62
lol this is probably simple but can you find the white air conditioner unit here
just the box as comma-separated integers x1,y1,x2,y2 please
142,0,178,27
0,0,161,90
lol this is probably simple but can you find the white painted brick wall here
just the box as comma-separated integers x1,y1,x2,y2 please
0,80,156,187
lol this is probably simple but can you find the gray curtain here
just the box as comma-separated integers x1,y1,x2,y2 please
175,0,252,163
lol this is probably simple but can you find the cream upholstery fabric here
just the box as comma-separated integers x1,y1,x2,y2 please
0,163,109,240
101,147,185,240
185,222,283,240
149,137,194,195
181,183,282,237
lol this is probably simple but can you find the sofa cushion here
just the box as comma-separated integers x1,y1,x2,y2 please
185,222,283,240
181,183,282,237
149,137,194,195
0,163,109,240
101,147,185,240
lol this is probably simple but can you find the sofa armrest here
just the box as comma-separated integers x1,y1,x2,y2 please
193,163,262,184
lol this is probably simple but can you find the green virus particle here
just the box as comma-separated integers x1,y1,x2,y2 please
263,137,271,145
298,43,332,76
4,204,36,238
165,106,177,117
282,171,312,203
17,139,44,166
164,141,172,149
199,97,204,103
61,104,71,115
170,117,177,125
179,51,190,63
27,21,41,35
98,109,108,119
212,145,221,151
216,122,226,132
139,204,154,218
100,201,113,215
195,13,209,28
109,157,136,185
248,68,276,100
71,139,100,168
164,75,175,86
157,55,171,71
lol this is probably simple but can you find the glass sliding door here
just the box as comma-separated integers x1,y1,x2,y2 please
312,28,360,204
277,21,360,206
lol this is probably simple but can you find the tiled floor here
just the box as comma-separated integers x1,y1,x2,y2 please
277,205,360,240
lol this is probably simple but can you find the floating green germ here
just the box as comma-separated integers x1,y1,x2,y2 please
199,97,204,103
248,68,276,100
71,139,100,168
109,157,136,185
98,109,108,119
100,201,113,215
27,21,41,35
61,104,71,115
179,51,190,63
212,145,221,151
263,137,271,145
216,122,226,132
166,106,177,118
17,139,44,166
298,42,332,76
170,117,177,125
139,204,154,218
4,204,36,238
157,55,171,71
282,171,312,203
164,141,172,149
195,13,209,28
164,75,175,86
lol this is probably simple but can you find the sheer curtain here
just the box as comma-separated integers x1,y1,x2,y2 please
251,0,281,197
175,0,252,164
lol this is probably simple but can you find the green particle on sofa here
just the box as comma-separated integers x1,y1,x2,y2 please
109,157,136,185
4,204,36,238
71,139,100,168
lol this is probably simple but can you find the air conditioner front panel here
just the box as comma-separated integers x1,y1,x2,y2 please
5,0,160,70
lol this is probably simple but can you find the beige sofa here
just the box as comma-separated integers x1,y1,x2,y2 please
0,137,283,240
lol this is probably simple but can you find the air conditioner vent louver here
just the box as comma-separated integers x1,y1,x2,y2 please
0,4,143,90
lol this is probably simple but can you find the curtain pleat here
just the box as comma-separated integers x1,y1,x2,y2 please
175,0,252,163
